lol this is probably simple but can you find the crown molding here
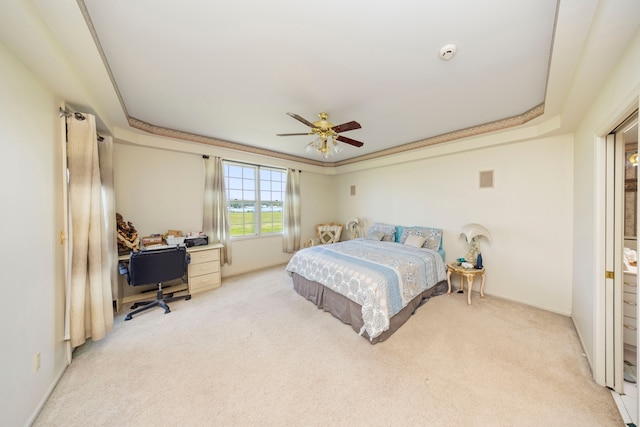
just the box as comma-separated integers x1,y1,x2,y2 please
128,103,544,168
334,104,544,166
127,116,328,167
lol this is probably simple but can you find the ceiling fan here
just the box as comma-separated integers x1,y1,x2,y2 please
277,112,364,158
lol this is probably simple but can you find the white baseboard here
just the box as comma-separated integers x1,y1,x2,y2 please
24,364,68,427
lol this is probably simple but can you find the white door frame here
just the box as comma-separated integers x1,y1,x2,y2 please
596,109,639,409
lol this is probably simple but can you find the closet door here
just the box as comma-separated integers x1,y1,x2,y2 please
604,111,638,396
604,132,624,391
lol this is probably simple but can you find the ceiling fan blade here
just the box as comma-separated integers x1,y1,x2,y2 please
286,112,315,128
331,121,361,133
336,135,364,147
276,133,312,136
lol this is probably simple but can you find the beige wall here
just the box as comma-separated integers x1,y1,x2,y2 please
0,42,67,426
114,124,575,315
114,144,205,237
113,137,336,277
572,28,640,376
335,134,574,314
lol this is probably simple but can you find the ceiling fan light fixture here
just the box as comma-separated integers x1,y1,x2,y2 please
304,133,342,158
277,112,364,158
319,140,331,158
305,140,317,153
305,137,336,158
331,137,343,155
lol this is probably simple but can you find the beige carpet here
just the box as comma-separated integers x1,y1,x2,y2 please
34,265,623,426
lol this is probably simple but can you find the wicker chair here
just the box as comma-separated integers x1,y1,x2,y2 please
309,223,343,246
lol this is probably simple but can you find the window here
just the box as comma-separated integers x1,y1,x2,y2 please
224,161,286,237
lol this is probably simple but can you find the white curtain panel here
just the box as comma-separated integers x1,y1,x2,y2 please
97,136,118,304
282,169,301,253
203,156,231,265
65,113,114,350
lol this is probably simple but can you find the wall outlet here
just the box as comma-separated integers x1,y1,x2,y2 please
33,352,40,372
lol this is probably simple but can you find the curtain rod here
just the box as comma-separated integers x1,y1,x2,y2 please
59,107,104,141
219,158,300,173
59,107,85,121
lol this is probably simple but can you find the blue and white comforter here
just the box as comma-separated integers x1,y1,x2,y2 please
285,239,447,340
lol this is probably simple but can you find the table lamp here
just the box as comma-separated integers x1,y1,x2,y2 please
460,223,491,268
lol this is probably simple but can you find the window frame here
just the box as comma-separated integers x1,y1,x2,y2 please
223,161,286,239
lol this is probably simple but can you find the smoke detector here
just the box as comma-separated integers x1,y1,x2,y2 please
439,43,457,61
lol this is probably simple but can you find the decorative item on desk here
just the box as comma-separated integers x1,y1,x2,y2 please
141,234,163,247
185,231,208,247
460,223,491,266
166,235,186,245
165,230,185,246
166,229,183,238
116,213,139,255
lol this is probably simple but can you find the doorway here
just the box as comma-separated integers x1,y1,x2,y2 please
607,111,639,423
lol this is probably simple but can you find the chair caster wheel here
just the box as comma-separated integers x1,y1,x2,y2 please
131,304,138,309
125,315,132,321
164,309,171,314
185,295,192,301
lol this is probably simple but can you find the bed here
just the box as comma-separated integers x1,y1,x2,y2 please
285,223,448,343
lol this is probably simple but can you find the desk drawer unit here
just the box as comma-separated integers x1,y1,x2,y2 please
188,246,221,294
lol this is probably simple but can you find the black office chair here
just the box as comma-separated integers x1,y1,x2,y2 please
119,246,191,321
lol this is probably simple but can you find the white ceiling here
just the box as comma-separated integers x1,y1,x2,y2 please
2,0,639,166
80,0,557,164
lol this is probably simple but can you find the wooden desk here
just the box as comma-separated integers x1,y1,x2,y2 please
117,243,223,312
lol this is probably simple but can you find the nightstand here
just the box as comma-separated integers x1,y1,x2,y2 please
446,262,486,305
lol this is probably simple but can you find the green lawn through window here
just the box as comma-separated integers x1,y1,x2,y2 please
229,211,283,236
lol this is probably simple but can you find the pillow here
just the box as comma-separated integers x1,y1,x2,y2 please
367,223,396,242
404,234,426,248
394,226,403,243
365,230,386,241
400,226,442,250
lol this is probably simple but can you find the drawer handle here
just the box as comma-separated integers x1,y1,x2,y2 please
624,324,637,331
625,282,637,287
624,300,637,306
